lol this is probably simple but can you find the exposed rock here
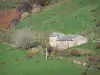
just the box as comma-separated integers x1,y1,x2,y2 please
31,3,42,14
56,56,63,59
21,12,30,20
73,59,87,67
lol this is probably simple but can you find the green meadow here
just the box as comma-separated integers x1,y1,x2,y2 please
0,43,100,75
0,0,100,75
16,0,100,34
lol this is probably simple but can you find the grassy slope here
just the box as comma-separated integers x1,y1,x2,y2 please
15,0,100,50
0,43,13,55
0,0,100,75
16,0,100,34
74,41,100,50
0,44,100,75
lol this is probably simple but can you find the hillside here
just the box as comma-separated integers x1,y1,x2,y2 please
15,0,100,34
0,0,100,75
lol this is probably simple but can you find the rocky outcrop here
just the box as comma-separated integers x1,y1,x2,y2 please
31,3,42,14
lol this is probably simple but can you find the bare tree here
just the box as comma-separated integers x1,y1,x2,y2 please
11,28,34,49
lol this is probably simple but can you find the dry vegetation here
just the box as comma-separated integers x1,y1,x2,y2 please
95,41,100,49
88,53,100,69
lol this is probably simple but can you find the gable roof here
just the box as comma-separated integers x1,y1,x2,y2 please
57,34,80,41
50,32,81,41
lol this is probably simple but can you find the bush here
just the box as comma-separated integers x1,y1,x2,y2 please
88,54,100,69
51,48,58,56
50,0,58,4
95,41,100,49
24,51,34,59
56,50,69,57
11,28,34,49
96,20,100,27
26,0,57,6
70,49,81,57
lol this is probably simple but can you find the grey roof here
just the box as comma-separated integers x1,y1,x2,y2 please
50,32,65,37
57,34,80,41
50,32,81,41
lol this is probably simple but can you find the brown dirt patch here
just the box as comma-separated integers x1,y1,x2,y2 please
0,9,21,30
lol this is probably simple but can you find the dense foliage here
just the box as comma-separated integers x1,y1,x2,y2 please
0,0,58,10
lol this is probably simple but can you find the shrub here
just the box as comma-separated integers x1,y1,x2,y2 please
51,48,58,56
95,41,100,49
27,0,57,6
88,54,100,69
36,0,52,6
17,1,33,13
24,51,34,59
96,20,100,27
70,49,81,57
50,0,58,4
56,50,69,57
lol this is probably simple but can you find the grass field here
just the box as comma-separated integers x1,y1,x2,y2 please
74,41,100,50
0,43,100,75
16,0,100,34
0,0,100,75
